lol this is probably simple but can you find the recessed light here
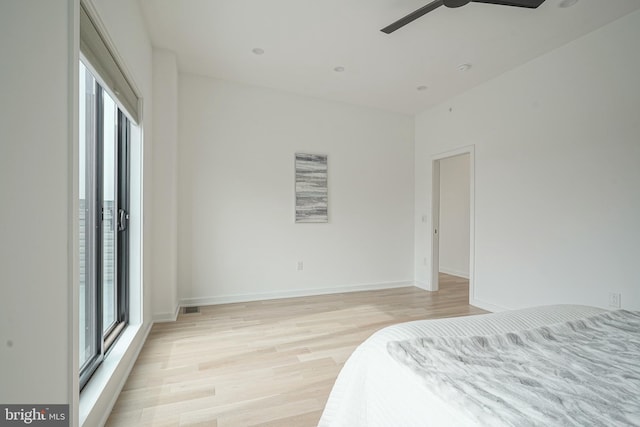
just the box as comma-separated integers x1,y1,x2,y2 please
457,63,472,72
333,66,345,72
417,85,428,91
558,0,578,8
252,48,265,55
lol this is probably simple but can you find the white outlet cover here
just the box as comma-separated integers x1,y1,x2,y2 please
608,292,621,308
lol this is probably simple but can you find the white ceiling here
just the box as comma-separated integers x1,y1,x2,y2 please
138,0,640,115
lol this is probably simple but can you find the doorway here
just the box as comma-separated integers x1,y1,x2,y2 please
430,146,474,304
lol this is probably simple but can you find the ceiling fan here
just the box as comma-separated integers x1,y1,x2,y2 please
381,0,546,34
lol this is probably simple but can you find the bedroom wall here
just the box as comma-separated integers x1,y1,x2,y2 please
0,0,74,408
151,48,179,321
178,75,415,304
439,154,470,278
415,10,640,311
1,1,154,422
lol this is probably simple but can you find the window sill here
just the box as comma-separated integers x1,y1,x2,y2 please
79,322,150,426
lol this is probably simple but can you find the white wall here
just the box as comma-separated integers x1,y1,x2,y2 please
439,154,470,278
0,0,74,406
415,10,640,311
178,75,415,304
151,49,179,321
0,0,153,425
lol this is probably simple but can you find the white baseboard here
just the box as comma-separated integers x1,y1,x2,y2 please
470,298,509,313
180,280,415,307
152,303,181,323
439,267,470,279
414,280,433,291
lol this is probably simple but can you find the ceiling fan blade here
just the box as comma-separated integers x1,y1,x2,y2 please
471,0,546,8
381,0,444,34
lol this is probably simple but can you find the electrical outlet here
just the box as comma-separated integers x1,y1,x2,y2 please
423,257,427,266
608,292,621,309
297,261,303,271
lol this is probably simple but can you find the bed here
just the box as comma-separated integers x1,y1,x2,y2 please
318,305,640,427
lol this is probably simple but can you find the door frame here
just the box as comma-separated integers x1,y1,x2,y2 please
430,145,475,304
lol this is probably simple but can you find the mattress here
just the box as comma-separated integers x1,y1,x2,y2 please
318,305,611,427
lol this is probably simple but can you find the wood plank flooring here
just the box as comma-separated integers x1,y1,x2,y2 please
106,274,486,426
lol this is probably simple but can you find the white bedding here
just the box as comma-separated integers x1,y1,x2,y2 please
318,305,609,427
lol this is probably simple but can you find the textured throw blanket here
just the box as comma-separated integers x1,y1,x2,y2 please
387,310,640,427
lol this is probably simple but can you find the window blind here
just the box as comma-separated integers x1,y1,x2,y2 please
80,3,139,123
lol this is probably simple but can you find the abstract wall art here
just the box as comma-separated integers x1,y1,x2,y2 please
295,153,328,223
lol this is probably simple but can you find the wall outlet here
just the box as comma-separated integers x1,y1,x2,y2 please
423,257,427,266
297,261,304,271
608,292,621,309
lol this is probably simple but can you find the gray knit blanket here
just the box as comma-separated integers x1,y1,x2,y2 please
387,310,640,426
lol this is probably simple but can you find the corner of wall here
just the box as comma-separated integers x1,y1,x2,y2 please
469,298,509,313
152,303,181,323
150,47,180,321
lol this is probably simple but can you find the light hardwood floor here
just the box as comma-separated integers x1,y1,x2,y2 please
106,274,486,426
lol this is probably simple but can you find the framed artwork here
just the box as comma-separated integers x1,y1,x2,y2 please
295,153,328,223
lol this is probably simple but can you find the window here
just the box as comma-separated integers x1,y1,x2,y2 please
79,61,131,389
79,2,140,391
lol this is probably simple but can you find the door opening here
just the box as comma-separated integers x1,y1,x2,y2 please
430,146,475,304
